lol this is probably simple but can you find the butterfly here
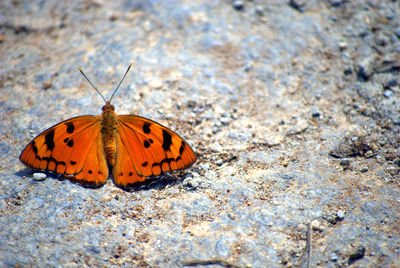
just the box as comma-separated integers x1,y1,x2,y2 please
19,64,197,188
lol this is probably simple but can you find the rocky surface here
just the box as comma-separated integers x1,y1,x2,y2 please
1,0,399,267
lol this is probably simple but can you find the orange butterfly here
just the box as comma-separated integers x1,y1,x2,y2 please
20,64,197,188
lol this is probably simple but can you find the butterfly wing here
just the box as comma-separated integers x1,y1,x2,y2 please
19,116,109,186
113,115,197,187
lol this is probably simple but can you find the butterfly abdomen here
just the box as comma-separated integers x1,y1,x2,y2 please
101,107,118,167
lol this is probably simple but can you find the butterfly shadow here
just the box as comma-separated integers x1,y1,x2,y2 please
114,172,191,192
16,168,105,189
16,168,190,192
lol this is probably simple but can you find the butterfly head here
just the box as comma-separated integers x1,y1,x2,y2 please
102,101,115,113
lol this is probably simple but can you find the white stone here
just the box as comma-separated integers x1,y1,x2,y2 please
337,209,345,220
33,173,47,181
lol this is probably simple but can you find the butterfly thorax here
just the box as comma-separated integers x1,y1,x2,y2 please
101,102,118,166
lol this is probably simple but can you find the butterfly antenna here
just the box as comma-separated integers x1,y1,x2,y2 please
109,63,133,103
77,67,107,103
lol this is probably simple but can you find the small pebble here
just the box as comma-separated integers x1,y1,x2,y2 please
361,167,368,172
312,109,321,118
42,81,52,90
364,150,375,158
33,173,47,181
349,245,366,261
289,0,305,12
383,90,393,98
338,41,347,51
14,193,23,206
350,136,359,142
330,254,338,262
219,117,230,126
255,6,264,16
357,56,375,80
340,159,350,167
232,1,244,11
187,179,199,189
149,78,162,89
336,209,345,220
343,66,352,75
311,219,321,230
330,0,343,7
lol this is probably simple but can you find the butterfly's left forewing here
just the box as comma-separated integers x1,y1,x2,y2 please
19,115,109,186
113,115,197,187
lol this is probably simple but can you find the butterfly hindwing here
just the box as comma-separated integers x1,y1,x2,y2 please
66,131,109,186
19,116,108,186
113,115,197,186
112,134,146,187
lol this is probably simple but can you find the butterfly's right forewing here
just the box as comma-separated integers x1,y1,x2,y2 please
112,115,197,188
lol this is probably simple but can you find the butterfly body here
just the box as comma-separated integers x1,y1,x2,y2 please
101,102,118,166
19,65,197,188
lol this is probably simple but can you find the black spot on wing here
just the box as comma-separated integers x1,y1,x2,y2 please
143,122,151,134
148,155,185,175
160,157,174,172
70,160,77,165
179,141,186,155
63,137,74,147
162,130,172,151
44,130,55,151
160,158,174,165
66,140,73,147
66,122,75,134
41,156,66,170
31,141,38,154
144,140,150,148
